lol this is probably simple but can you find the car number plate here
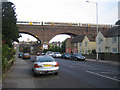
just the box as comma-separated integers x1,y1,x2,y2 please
44,65,52,67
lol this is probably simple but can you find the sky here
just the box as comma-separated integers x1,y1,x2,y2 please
19,33,70,43
10,0,119,43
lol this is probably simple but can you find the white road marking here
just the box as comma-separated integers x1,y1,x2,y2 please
86,70,120,82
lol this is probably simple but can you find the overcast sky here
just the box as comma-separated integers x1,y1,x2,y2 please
10,0,119,42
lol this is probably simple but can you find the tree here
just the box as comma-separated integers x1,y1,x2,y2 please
22,47,30,53
61,39,67,53
2,2,19,47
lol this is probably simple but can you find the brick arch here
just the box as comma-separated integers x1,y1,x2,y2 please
48,32,78,42
18,24,98,44
44,29,89,43
19,30,41,43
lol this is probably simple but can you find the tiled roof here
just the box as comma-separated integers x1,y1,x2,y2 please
105,26,120,37
100,26,120,37
71,34,96,43
100,29,108,37
71,35,85,43
86,35,95,41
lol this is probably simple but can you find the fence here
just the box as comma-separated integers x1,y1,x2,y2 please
85,53,120,62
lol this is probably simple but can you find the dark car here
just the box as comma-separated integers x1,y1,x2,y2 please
70,53,85,61
61,53,71,59
18,52,23,58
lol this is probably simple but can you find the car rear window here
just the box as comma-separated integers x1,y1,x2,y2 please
66,53,70,55
24,53,30,55
36,56,55,62
54,52,60,54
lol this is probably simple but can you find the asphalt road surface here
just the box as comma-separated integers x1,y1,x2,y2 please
2,55,120,89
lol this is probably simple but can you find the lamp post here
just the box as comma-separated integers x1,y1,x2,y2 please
86,0,99,61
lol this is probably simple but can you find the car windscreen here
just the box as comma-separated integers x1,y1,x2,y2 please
75,54,83,56
36,56,55,62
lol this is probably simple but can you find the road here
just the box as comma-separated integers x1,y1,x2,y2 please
2,55,120,89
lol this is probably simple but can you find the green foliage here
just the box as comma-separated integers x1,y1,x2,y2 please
2,44,15,69
70,51,73,54
2,2,20,47
92,49,96,54
22,47,30,53
61,40,66,53
49,44,53,49
88,49,91,53
43,40,67,53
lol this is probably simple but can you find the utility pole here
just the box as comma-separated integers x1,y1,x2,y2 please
86,0,99,61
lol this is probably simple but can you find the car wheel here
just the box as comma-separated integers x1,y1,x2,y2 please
54,72,58,75
75,58,77,61
83,59,85,61
33,72,38,77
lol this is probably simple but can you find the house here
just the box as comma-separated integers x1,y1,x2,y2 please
78,35,96,54
65,34,96,54
65,38,73,53
49,42,62,49
96,26,120,54
96,30,107,53
71,35,85,54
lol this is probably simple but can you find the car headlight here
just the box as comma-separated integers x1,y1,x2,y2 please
82,57,85,59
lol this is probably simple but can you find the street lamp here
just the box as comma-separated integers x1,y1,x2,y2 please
86,0,99,61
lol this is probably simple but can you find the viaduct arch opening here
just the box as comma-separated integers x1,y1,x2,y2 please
19,31,41,43
49,33,78,43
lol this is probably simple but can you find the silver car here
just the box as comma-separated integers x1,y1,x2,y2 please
32,55,59,76
46,51,54,56
52,52,62,58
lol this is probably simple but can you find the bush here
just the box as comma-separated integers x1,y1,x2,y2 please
2,44,15,71
92,49,96,54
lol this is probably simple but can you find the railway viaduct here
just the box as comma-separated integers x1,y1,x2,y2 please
18,22,112,44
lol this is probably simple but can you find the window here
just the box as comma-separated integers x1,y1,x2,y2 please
85,50,87,54
66,49,69,53
74,49,77,53
79,50,81,53
85,42,87,47
74,43,77,47
112,37,117,43
98,38,101,44
99,48,101,52
98,38,103,44
112,48,117,53
79,42,82,46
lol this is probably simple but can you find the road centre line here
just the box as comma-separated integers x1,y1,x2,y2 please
86,70,120,82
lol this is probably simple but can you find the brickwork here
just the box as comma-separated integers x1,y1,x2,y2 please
18,24,109,44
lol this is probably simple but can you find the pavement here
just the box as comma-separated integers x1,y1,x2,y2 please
2,56,36,88
86,58,120,65
0,81,2,90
